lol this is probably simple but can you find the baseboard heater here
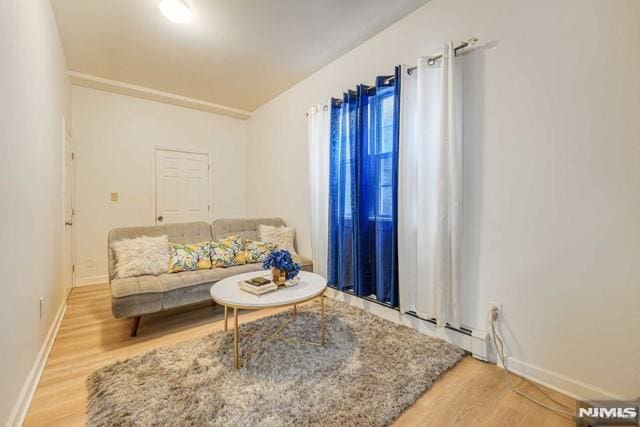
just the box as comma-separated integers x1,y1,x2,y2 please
405,311,472,336
327,286,491,362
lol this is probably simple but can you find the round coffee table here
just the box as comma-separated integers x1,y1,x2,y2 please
210,270,327,369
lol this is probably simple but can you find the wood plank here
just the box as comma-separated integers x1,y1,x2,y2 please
24,284,575,426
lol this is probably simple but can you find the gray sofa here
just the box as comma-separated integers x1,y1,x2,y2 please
108,218,313,336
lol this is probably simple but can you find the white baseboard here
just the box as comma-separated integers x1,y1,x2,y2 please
504,357,626,402
324,288,624,404
6,301,67,427
74,274,108,287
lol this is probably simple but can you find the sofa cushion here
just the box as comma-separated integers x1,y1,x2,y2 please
112,235,169,279
161,263,265,310
108,222,212,281
111,274,164,298
293,255,313,269
210,234,245,267
258,224,298,255
212,218,286,245
168,241,212,272
158,269,225,291
244,240,276,263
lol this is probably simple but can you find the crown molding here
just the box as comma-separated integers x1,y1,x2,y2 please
68,71,252,120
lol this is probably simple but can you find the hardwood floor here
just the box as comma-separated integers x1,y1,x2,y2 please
24,284,575,426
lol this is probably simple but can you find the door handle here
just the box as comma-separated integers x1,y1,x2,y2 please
157,216,163,222
65,221,73,226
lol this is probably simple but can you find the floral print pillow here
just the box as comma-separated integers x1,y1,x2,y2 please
211,234,245,267
244,240,276,263
168,241,212,273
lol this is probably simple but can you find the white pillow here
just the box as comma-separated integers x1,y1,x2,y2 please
258,224,298,256
112,235,169,279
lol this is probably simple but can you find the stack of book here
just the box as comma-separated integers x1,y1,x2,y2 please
238,276,278,295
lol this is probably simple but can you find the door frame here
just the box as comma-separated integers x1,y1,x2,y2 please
62,116,75,296
152,147,212,225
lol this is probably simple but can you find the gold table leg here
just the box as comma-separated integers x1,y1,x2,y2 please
233,307,239,369
225,292,327,369
320,294,325,346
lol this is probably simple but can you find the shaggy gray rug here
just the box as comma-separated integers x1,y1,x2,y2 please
87,299,464,426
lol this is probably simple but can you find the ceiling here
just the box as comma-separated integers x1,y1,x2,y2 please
52,0,429,113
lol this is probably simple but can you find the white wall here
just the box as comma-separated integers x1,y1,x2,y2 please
0,0,71,424
246,0,640,400
72,86,248,284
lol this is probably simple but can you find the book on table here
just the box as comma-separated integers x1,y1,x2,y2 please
238,281,278,295
244,277,272,286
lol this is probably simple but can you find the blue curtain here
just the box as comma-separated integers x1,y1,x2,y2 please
327,67,400,307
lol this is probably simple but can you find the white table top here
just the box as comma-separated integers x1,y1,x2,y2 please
209,270,327,309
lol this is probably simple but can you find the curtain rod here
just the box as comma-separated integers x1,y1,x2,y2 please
379,38,474,85
407,37,478,74
307,37,478,116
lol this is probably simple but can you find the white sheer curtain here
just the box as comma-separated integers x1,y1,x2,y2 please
307,102,331,278
398,43,462,327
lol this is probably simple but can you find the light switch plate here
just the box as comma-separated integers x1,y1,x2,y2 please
110,192,118,202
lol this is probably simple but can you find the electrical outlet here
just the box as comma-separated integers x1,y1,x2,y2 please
490,301,502,319
39,297,44,318
85,258,94,268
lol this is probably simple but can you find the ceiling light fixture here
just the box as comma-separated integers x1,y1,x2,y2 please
159,0,192,24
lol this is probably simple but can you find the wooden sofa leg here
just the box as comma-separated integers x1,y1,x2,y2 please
130,316,141,337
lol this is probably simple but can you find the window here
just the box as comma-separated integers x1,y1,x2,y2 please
377,91,395,219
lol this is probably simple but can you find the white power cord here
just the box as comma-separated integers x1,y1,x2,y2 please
489,307,577,421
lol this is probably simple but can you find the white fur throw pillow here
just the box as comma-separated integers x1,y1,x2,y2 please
258,224,298,255
112,235,169,279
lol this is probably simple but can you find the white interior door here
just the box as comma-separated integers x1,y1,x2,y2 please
155,149,210,224
63,121,75,295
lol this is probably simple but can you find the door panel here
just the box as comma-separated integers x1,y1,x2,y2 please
155,149,210,224
163,176,181,212
186,177,201,210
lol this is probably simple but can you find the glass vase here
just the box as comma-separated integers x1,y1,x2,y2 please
272,267,287,285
